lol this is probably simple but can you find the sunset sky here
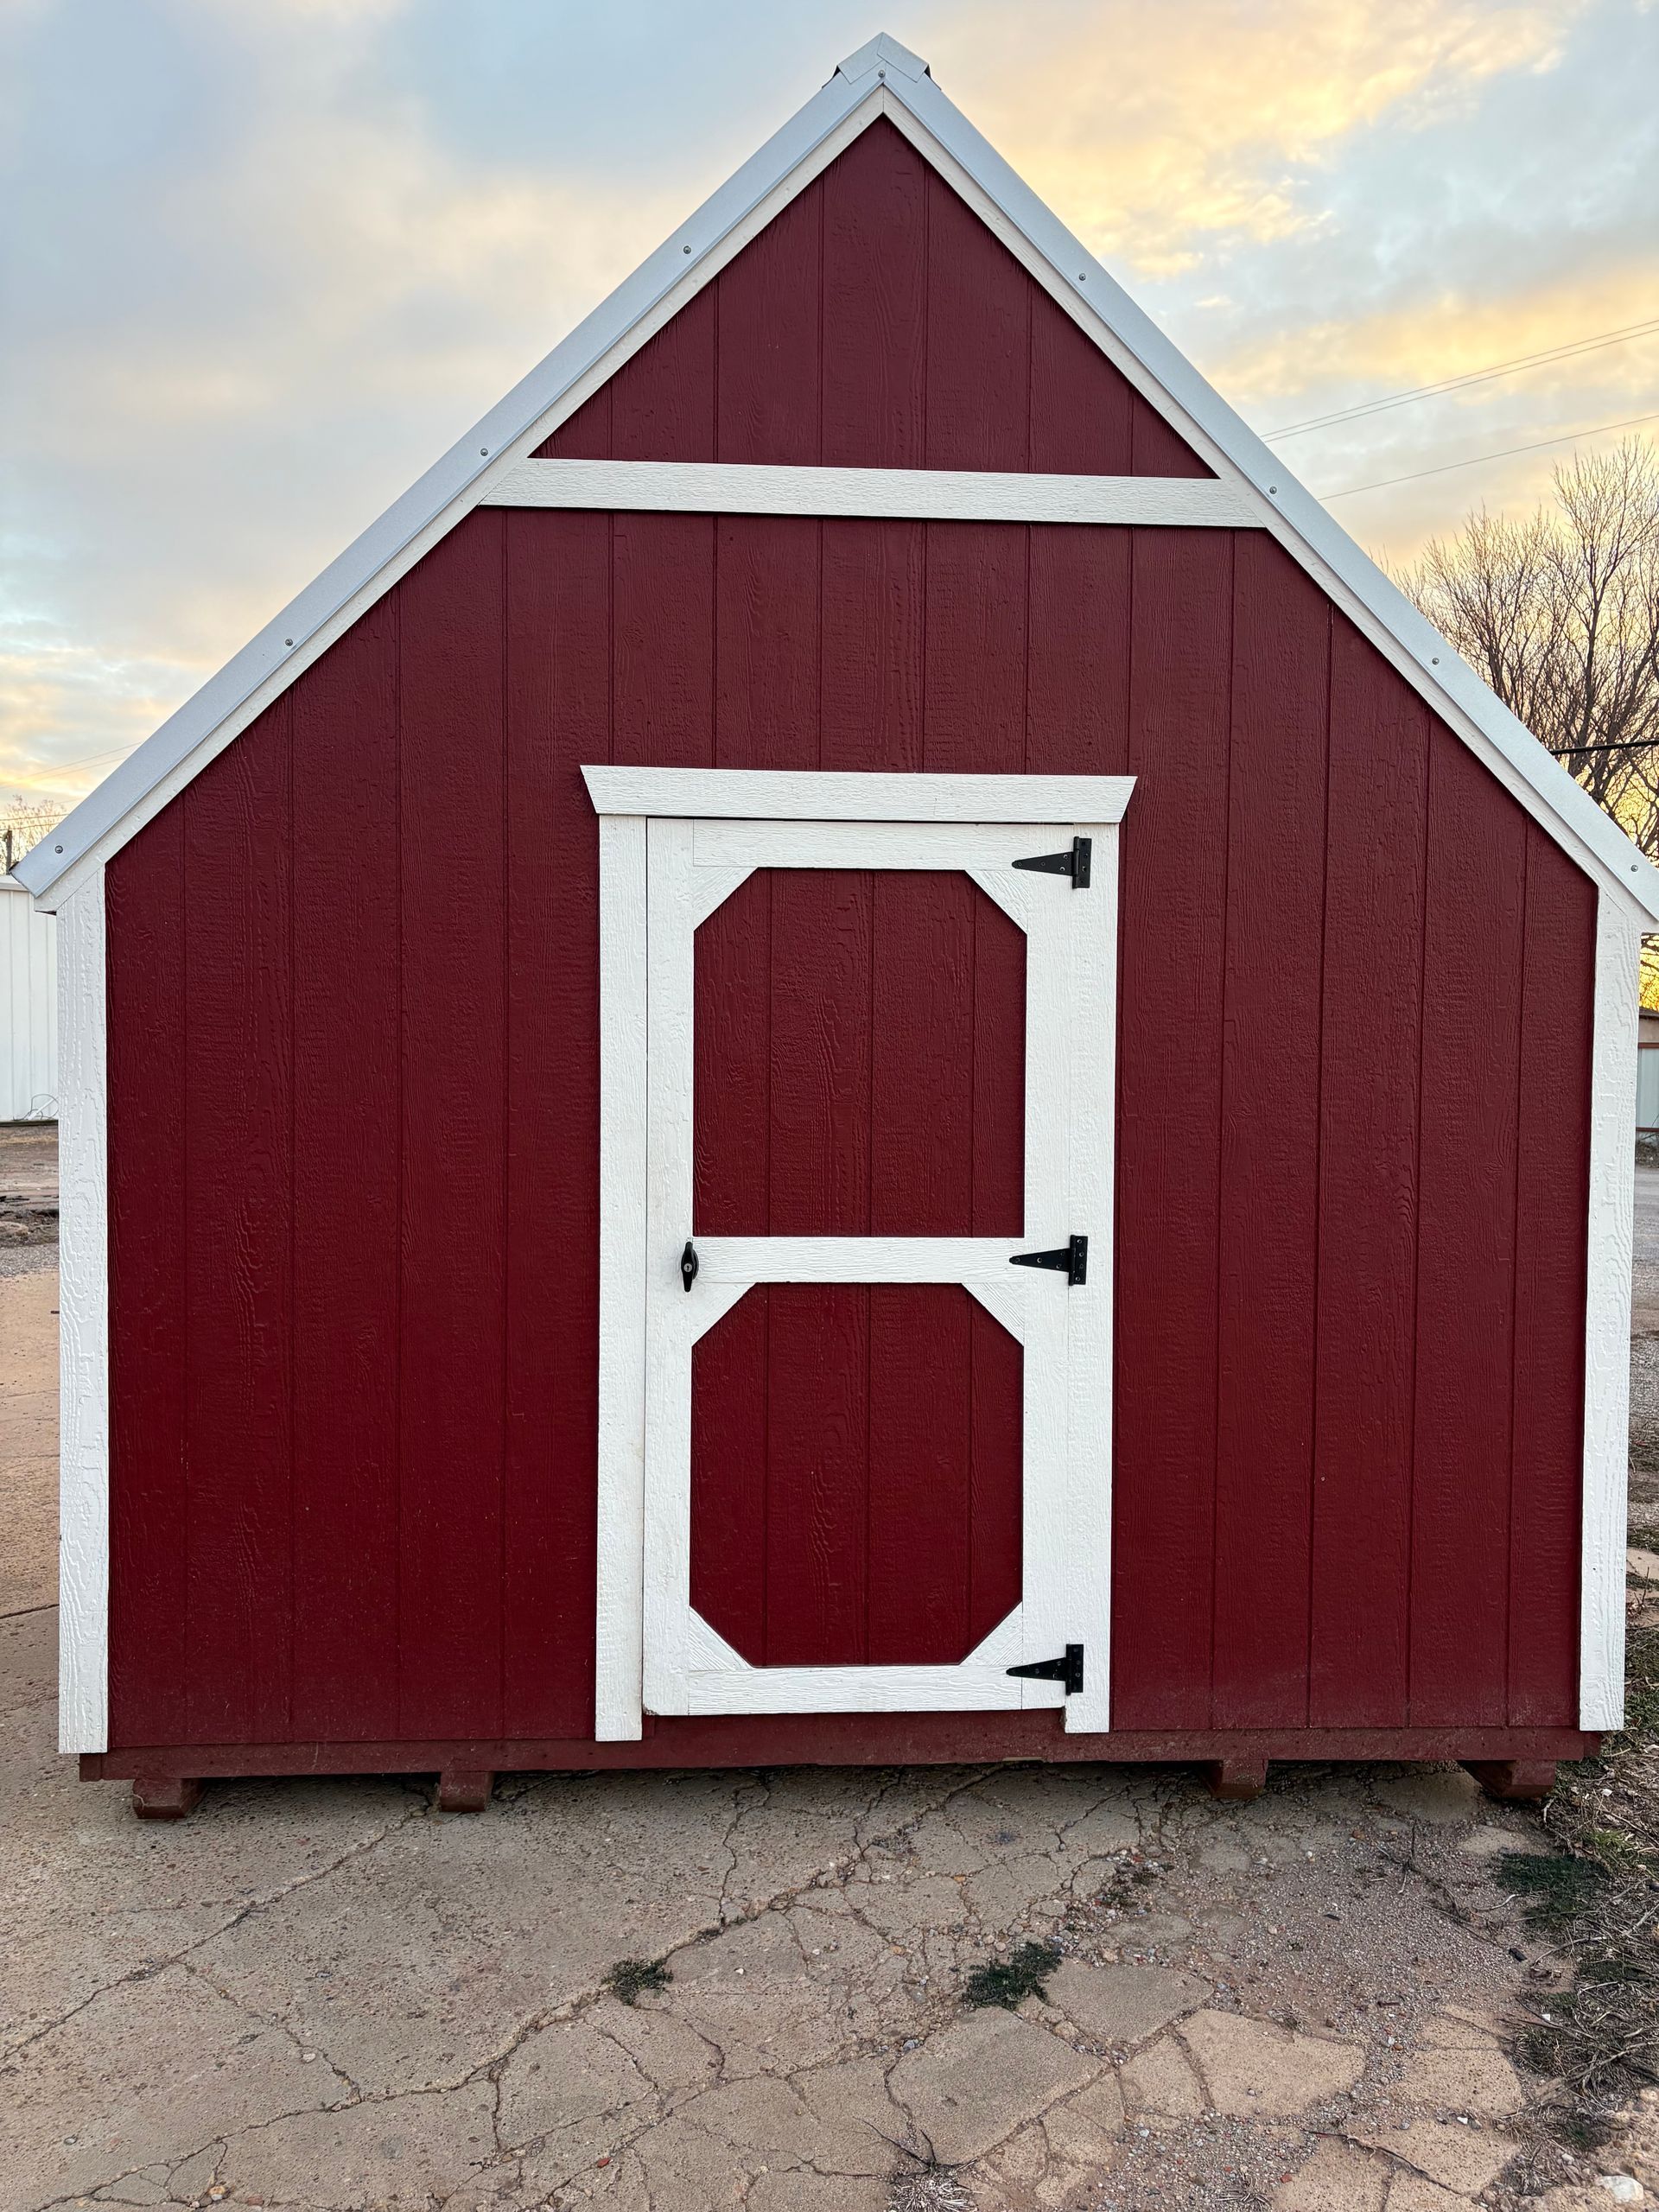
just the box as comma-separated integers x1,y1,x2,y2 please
3,0,1656,809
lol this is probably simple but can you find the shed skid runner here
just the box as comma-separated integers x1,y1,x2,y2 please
35,35,1649,1812
86,1725,1596,1784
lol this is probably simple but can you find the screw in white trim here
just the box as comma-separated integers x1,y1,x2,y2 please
480,447,489,455
1268,486,1277,494
683,244,692,254
54,843,62,853
284,637,294,646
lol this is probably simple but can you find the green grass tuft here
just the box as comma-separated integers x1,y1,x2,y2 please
605,1956,672,2005
963,1940,1061,2010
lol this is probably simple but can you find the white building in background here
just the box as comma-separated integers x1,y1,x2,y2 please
0,875,56,1121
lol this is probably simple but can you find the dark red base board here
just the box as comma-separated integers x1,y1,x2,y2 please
79,1712,1599,1783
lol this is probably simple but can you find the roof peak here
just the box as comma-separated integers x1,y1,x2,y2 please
835,33,929,84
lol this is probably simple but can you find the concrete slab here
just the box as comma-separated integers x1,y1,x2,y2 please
1045,1957,1211,2047
888,2007,1096,2164
1179,2010,1365,2115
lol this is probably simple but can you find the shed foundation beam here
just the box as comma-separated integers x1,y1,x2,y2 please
131,1776,202,1821
1461,1759,1558,1802
436,1769,495,1813
1205,1758,1268,1802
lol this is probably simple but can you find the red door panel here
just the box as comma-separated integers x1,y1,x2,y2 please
690,1282,1023,1666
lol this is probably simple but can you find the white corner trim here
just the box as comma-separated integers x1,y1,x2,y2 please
594,816,650,1741
483,459,1259,527
57,868,108,1755
1580,890,1640,1731
582,767,1135,823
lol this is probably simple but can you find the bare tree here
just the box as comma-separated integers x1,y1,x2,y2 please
1397,436,1659,846
1,800,63,878
1396,437,1659,1001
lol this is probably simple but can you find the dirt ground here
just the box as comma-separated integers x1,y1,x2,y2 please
3,1122,1655,2212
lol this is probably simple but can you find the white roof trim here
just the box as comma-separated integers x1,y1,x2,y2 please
20,33,1659,922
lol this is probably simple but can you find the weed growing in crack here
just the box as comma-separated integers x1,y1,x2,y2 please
605,1956,671,2005
1493,1850,1607,1932
962,1940,1060,2010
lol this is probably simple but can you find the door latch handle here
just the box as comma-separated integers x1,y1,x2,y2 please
681,1241,699,1293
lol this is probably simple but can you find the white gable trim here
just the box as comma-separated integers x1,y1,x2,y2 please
18,36,1659,925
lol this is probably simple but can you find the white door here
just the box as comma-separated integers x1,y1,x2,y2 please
635,806,1122,1732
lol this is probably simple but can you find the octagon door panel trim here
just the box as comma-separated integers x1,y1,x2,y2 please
587,770,1133,1742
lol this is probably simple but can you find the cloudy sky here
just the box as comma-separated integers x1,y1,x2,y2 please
3,0,1656,808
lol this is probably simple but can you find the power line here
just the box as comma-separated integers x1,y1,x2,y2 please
1317,409,1659,499
1263,316,1659,440
29,740,138,779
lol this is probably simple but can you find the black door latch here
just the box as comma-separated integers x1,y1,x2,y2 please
1007,1644,1084,1695
1009,1233,1088,1287
681,1241,699,1292
1013,835,1091,888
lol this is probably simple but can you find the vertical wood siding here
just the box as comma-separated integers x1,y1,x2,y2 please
103,126,1592,1747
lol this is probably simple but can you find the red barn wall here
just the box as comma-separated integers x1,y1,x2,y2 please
102,120,1594,1752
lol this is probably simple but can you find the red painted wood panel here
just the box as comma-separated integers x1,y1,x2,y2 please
289,607,400,1740
396,514,508,1740
502,509,609,1738
1510,825,1595,1725
100,122,1592,1751
1110,529,1234,1731
180,703,294,1745
690,1283,1021,1668
1411,728,1528,1726
821,122,927,467
1211,541,1330,1727
690,868,1024,1665
537,121,1203,478
1308,625,1430,1727
106,806,188,1747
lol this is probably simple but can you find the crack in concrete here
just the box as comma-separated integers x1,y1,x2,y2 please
3,1791,430,2072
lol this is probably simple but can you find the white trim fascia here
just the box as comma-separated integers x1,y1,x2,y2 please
873,71,1659,922
582,766,1135,823
1580,889,1640,1730
484,459,1258,526
56,868,109,1754
21,41,1659,925
15,72,881,908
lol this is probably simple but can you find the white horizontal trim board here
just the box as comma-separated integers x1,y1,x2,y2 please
483,458,1259,527
582,766,1135,823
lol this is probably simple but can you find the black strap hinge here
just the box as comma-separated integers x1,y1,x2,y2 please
1012,835,1091,888
1009,1233,1088,1287
1007,1643,1084,1695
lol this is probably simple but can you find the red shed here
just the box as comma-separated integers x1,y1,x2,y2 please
23,35,1657,1817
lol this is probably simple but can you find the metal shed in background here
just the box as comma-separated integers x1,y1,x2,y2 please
0,874,55,1122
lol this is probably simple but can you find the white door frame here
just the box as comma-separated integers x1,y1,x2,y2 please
587,768,1134,1740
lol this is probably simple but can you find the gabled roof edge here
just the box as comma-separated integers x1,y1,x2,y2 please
20,35,1659,925
880,64,1659,923
16,55,887,901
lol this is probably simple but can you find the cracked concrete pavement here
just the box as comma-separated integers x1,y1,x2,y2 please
0,1590,1614,2212
4,1128,1656,2212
